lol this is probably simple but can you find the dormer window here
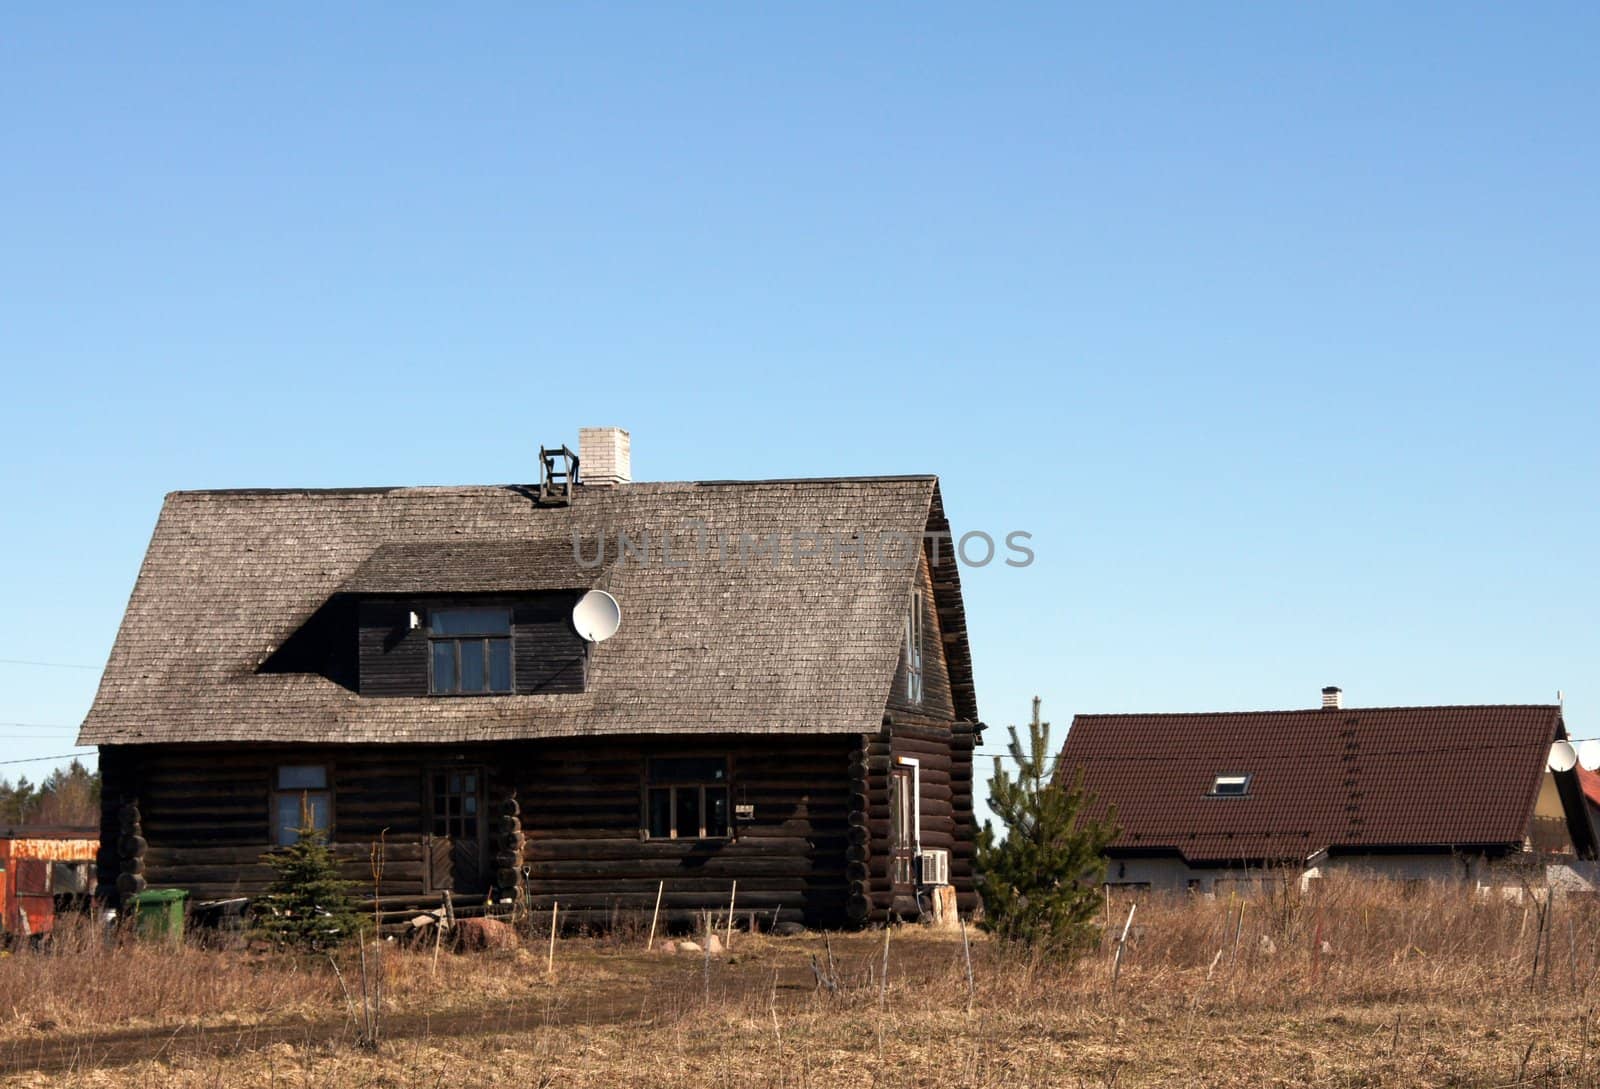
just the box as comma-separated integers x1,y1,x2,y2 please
429,607,512,694
905,589,924,704
1208,774,1252,798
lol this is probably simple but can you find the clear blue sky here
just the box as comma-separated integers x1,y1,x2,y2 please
2,6,1597,789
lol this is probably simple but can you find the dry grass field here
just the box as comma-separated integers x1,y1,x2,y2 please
3,876,1600,1087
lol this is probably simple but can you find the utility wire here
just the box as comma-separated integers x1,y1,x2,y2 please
0,658,97,671
0,751,95,767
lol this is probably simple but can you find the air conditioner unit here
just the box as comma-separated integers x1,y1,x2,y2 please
917,849,950,887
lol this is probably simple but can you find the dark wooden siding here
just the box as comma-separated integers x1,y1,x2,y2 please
357,601,428,697
357,595,586,697
99,744,431,901
871,539,975,921
512,598,586,694
98,735,853,926
515,736,853,927
950,720,979,913
856,717,979,921
886,549,956,720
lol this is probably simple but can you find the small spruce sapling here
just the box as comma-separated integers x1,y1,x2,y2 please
976,696,1117,953
255,797,361,951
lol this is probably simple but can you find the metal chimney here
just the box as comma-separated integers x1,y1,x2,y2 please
1321,686,1343,710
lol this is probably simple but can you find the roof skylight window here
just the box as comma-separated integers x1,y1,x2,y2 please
1208,774,1252,797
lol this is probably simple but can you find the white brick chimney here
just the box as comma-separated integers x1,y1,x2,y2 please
578,427,631,486
1321,686,1343,710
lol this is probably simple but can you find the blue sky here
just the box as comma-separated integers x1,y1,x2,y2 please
2,6,1597,787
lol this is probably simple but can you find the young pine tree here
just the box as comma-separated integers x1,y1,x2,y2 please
976,696,1117,954
254,800,361,951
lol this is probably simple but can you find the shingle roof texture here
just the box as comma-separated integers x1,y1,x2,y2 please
79,477,956,745
341,537,605,594
1060,705,1563,863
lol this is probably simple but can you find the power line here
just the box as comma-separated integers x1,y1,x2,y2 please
0,658,97,671
0,751,95,767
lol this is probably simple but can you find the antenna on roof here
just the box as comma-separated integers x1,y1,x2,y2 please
1548,740,1578,773
572,590,621,643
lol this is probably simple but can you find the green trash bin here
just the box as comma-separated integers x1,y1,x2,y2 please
131,888,188,942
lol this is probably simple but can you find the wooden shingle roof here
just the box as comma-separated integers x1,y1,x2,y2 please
1061,705,1568,863
79,476,977,745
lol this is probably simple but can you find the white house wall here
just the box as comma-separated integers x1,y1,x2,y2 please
1105,853,1594,895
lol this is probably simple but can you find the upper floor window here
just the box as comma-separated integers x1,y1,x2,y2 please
645,756,730,839
274,765,332,845
429,607,512,694
904,589,924,703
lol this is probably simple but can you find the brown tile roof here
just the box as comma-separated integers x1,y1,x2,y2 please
1577,764,1600,810
1059,705,1565,863
79,476,978,746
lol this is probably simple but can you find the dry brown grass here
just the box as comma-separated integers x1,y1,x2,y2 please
5,876,1600,1086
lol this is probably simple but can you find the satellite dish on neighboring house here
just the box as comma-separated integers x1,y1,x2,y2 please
572,590,622,643
1578,740,1600,771
1548,740,1579,773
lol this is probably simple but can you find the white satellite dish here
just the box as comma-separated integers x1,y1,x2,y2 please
1578,740,1600,771
572,590,621,643
1548,740,1579,773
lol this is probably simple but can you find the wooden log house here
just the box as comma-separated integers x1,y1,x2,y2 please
78,428,983,928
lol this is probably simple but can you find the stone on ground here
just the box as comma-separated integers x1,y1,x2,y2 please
454,917,518,952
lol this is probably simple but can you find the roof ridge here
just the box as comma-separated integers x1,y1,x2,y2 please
166,475,939,499
1072,704,1561,719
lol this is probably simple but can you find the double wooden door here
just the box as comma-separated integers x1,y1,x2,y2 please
426,767,487,894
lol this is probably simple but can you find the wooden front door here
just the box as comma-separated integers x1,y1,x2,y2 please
427,767,487,894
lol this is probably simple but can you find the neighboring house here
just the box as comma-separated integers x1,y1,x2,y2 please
1059,688,1598,893
76,429,981,928
1576,764,1600,831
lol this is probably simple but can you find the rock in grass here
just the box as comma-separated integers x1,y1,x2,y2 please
678,939,703,954
454,917,518,952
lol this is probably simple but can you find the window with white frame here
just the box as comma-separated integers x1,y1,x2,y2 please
905,589,924,704
1207,773,1252,798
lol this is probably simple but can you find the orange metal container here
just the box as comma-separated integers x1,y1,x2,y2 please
0,827,98,937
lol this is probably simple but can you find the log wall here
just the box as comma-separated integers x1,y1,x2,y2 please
856,716,981,922
514,736,853,927
97,734,854,926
